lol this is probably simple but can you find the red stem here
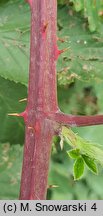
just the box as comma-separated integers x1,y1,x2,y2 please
19,0,58,200
48,111,103,127
19,0,103,200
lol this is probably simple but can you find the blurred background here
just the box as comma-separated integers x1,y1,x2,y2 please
0,0,103,199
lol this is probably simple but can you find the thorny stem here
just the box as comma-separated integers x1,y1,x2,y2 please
19,0,58,200
19,0,103,200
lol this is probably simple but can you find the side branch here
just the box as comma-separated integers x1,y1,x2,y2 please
49,112,103,127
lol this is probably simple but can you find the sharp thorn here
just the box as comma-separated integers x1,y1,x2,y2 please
8,113,20,117
55,45,70,60
19,98,27,102
48,185,59,189
43,22,48,32
57,37,66,43
28,126,34,130
59,47,69,54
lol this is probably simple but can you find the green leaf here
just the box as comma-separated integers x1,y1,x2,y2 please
82,155,98,174
76,137,103,166
49,145,103,199
62,126,103,166
0,76,27,144
0,143,23,199
73,156,84,180
0,0,30,85
70,0,103,32
57,6,103,87
57,0,66,5
67,148,80,159
71,0,84,12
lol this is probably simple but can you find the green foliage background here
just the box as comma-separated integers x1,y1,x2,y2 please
0,0,103,199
